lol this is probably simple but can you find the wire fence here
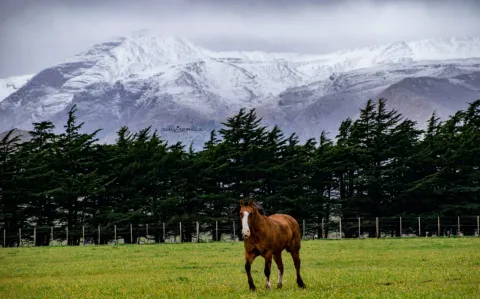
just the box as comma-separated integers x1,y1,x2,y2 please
1,216,479,247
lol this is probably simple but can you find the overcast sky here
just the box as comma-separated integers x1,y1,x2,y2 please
1,0,480,77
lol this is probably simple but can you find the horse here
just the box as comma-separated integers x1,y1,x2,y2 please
239,199,306,291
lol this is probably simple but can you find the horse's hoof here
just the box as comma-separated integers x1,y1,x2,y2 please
297,280,306,289
249,285,256,292
277,283,283,289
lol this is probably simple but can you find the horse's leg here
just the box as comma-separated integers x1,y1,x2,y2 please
273,253,284,289
264,251,273,290
290,250,306,289
245,251,258,291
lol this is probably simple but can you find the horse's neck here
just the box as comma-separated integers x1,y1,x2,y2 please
251,214,269,237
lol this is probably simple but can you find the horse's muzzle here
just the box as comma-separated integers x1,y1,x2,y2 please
242,228,251,238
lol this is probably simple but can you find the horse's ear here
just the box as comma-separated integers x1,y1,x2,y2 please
248,200,253,206
240,200,244,206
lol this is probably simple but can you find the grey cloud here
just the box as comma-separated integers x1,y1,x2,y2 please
1,0,480,77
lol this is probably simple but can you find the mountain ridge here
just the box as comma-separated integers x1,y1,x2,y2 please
1,33,480,149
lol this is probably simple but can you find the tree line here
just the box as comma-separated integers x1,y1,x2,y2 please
1,98,479,246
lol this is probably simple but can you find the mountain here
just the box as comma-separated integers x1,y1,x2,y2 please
0,74,33,102
1,32,480,149
0,128,32,144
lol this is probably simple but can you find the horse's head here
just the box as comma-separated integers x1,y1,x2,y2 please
239,199,265,238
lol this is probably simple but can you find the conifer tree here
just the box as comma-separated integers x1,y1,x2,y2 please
308,131,336,237
15,121,59,245
0,129,24,246
2,96,480,244
51,105,106,244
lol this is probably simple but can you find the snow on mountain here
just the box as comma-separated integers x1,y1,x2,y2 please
255,58,480,140
0,74,34,102
1,32,480,149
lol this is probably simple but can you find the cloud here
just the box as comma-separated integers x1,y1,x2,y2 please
1,0,480,77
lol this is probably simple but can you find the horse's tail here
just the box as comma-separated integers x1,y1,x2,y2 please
290,216,302,248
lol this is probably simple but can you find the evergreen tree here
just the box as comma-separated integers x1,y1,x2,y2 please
15,121,60,245
0,129,24,246
51,105,107,245
400,112,443,216
2,96,480,244
437,101,480,217
308,131,337,238
195,130,231,241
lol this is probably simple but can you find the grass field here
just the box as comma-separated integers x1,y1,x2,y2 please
1,238,479,298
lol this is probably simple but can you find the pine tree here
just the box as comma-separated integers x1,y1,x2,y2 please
51,105,107,245
439,100,480,218
218,108,268,198
195,130,231,241
256,125,287,213
308,131,337,238
4,94,480,242
400,112,443,217
15,121,60,245
0,129,24,246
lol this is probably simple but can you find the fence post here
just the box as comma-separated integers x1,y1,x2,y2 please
179,222,182,243
66,227,69,246
19,228,21,247
34,227,36,246
215,221,218,241
418,217,421,237
233,221,235,241
98,225,100,245
376,217,379,239
51,227,53,245
162,223,165,243
437,217,440,237
114,225,117,244
399,217,402,237
130,224,133,244
321,218,325,239
302,220,305,239
477,216,479,238
3,229,5,247
358,217,361,239
457,216,460,236
339,218,342,239
146,224,149,243
82,226,85,245
196,221,199,243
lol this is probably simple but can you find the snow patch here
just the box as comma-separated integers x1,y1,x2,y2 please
0,75,34,102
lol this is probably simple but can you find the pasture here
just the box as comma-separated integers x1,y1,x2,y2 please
0,238,479,298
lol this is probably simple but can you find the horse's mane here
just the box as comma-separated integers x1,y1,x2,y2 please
252,201,266,216
240,198,266,215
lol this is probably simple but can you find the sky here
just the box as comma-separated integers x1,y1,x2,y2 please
1,0,480,77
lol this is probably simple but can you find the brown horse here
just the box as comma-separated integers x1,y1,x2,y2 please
239,199,306,291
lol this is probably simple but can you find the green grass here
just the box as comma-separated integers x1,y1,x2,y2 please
1,238,479,298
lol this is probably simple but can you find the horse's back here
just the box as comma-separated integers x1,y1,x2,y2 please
269,214,299,230
268,214,302,252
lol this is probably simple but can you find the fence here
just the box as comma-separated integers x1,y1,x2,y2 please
1,216,479,247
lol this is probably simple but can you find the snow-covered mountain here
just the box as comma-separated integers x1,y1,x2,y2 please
0,74,34,103
1,32,480,149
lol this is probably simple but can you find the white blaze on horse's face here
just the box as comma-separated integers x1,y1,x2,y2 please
242,211,251,237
